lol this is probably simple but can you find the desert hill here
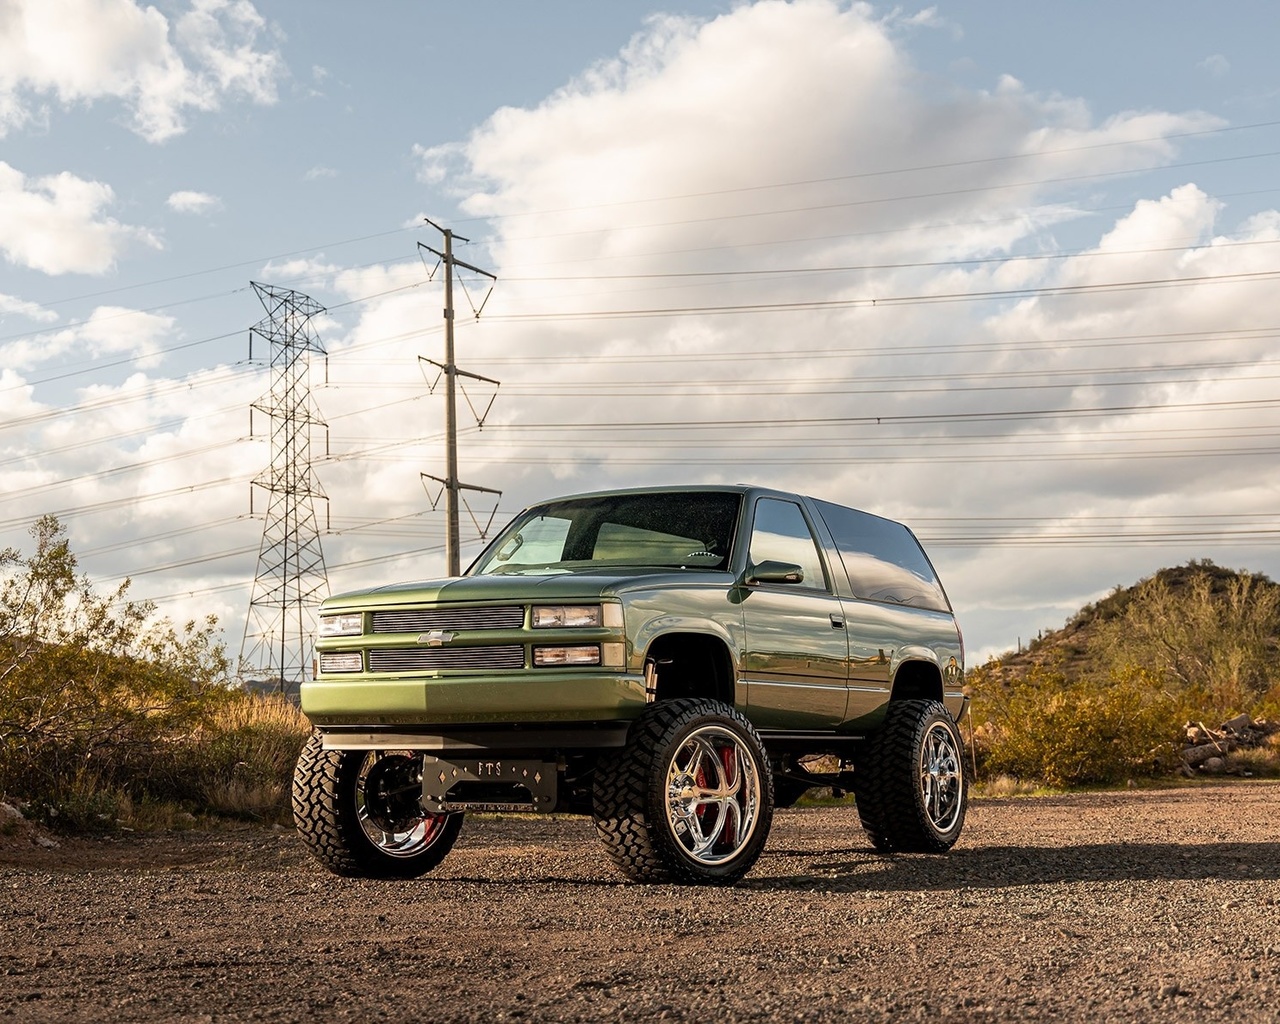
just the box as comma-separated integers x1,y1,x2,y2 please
978,559,1280,685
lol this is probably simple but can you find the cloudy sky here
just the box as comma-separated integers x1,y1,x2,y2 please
3,0,1280,671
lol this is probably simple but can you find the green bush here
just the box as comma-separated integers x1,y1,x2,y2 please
0,516,309,828
970,665,1184,788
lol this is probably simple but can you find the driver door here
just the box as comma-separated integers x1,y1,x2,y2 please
738,497,850,729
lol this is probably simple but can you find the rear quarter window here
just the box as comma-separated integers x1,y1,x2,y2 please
814,499,950,612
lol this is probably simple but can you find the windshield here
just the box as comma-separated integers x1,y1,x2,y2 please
470,492,742,576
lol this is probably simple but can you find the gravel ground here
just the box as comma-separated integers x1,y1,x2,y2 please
2,782,1278,1023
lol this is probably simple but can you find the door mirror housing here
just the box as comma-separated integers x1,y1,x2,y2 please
745,560,806,585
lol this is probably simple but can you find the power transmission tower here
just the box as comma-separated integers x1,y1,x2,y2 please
240,281,331,698
419,220,500,576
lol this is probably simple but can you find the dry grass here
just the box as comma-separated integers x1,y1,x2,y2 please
176,692,310,825
972,774,1048,798
34,691,315,831
1223,744,1280,778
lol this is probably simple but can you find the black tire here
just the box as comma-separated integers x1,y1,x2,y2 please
592,699,774,885
292,732,463,878
852,699,967,853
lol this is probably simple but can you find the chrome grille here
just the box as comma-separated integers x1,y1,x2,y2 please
367,646,525,672
371,605,524,634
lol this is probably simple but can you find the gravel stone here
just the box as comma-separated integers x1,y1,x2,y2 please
1,783,1278,1022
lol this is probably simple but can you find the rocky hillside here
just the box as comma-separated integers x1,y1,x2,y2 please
981,560,1280,683
969,560,1280,782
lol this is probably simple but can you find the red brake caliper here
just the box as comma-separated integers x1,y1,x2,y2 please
719,745,737,848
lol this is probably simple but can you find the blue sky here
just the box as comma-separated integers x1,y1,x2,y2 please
3,0,1280,671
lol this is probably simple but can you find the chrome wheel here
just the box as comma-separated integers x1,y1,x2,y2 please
664,724,763,866
594,699,774,885
356,751,451,859
919,722,963,835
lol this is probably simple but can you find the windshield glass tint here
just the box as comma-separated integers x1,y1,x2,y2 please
471,492,742,575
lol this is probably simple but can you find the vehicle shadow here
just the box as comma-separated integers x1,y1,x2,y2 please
748,841,1280,892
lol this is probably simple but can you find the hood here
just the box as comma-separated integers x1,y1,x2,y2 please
322,566,732,610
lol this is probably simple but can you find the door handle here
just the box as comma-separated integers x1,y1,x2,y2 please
829,614,845,629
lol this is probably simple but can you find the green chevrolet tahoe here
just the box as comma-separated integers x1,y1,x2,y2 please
293,484,967,885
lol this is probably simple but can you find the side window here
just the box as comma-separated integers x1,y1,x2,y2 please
748,498,828,591
814,500,949,611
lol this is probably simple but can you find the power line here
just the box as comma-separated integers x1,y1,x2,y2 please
0,438,241,507
0,477,239,532
497,237,1280,283
453,324,1280,364
28,225,427,315
8,121,1280,351
479,268,1280,323
448,117,1280,225
484,396,1280,432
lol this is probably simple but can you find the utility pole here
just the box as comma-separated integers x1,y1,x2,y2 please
419,219,500,576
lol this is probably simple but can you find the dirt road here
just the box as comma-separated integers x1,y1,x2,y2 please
2,782,1278,1022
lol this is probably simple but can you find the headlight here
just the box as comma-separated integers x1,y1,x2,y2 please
531,603,623,628
319,613,363,637
318,651,363,673
533,645,601,667
532,605,602,628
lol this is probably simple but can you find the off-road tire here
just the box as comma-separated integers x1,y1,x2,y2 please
292,732,463,878
853,699,966,853
592,698,774,885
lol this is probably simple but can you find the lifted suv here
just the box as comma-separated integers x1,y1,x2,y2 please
294,485,967,885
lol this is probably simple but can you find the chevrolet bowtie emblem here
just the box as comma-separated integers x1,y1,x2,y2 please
419,630,457,646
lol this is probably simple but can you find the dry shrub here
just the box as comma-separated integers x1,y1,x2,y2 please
1255,683,1280,722
0,518,316,829
971,666,1184,788
1088,566,1280,717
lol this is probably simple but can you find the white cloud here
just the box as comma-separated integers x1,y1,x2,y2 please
896,6,944,29
0,0,283,142
0,293,57,322
0,305,176,371
259,256,340,282
78,305,176,367
0,161,161,274
1198,53,1230,78
412,142,465,186
304,166,338,181
0,367,43,421
166,189,222,214
0,356,265,640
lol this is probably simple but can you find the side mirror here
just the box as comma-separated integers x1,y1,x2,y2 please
745,560,805,585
